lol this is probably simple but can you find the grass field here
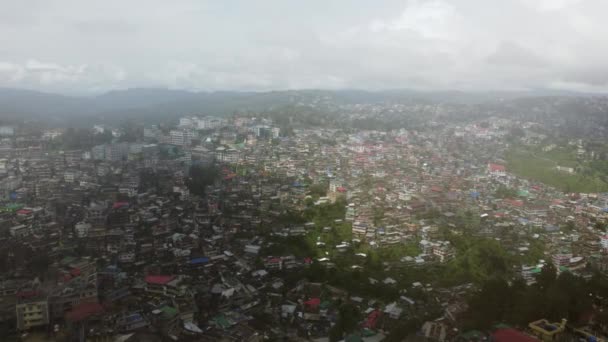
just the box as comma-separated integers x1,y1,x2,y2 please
505,146,608,193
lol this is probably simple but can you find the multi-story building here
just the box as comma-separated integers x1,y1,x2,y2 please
264,257,282,270
352,221,368,236
169,130,196,146
92,143,130,162
91,145,105,160
195,116,225,130
144,126,161,141
142,144,159,168
601,235,608,251
178,117,194,128
552,253,573,268
106,143,130,162
145,275,187,297
16,298,49,331
432,241,455,263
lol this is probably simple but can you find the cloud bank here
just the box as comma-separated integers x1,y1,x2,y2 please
1,0,608,93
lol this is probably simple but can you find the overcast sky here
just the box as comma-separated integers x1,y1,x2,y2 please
1,0,608,94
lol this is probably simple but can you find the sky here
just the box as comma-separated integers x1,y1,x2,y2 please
1,0,608,94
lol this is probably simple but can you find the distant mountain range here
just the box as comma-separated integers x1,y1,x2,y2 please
0,87,600,126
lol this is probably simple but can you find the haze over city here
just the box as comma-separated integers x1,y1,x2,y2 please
2,0,608,93
2,1,608,342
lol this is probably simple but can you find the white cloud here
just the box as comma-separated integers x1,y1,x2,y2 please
0,62,25,82
520,0,583,12
1,0,608,93
369,0,461,40
0,59,126,92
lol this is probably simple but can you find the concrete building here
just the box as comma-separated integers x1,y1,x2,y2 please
16,299,49,331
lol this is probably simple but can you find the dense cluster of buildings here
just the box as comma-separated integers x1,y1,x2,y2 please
0,112,606,341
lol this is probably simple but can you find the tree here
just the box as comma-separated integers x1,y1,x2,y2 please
308,183,328,198
329,320,344,342
118,120,142,142
185,165,219,196
466,277,512,328
330,302,360,341
536,263,557,291
495,185,518,199
94,129,113,145
29,253,50,277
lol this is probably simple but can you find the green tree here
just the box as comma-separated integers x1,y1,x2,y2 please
186,165,219,196
536,263,557,291
118,120,142,142
330,302,360,341
466,277,512,328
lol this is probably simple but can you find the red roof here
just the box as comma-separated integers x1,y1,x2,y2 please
70,268,81,276
17,209,32,215
506,199,524,207
65,302,104,322
363,310,382,329
492,329,539,342
489,163,506,172
145,275,175,285
16,290,39,299
304,298,321,308
112,202,129,209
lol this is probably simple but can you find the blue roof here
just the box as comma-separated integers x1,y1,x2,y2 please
544,225,559,232
189,257,209,265
125,313,144,323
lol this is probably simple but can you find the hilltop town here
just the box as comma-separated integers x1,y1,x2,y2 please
0,102,607,341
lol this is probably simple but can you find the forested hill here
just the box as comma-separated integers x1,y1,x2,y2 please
0,87,599,126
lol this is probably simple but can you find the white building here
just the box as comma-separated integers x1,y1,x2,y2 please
75,222,92,238
16,300,49,330
601,235,608,251
179,117,194,128
0,126,14,136
195,116,225,130
169,130,196,146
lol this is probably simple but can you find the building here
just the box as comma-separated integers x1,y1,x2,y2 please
264,257,282,270
179,117,194,128
16,298,49,331
144,126,161,140
0,126,15,136
91,143,130,162
195,116,225,130
432,241,455,263
145,275,186,297
529,319,566,341
169,130,196,146
488,163,506,176
552,253,572,268
600,235,608,251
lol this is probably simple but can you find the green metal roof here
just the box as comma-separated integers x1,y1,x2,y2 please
160,305,178,319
